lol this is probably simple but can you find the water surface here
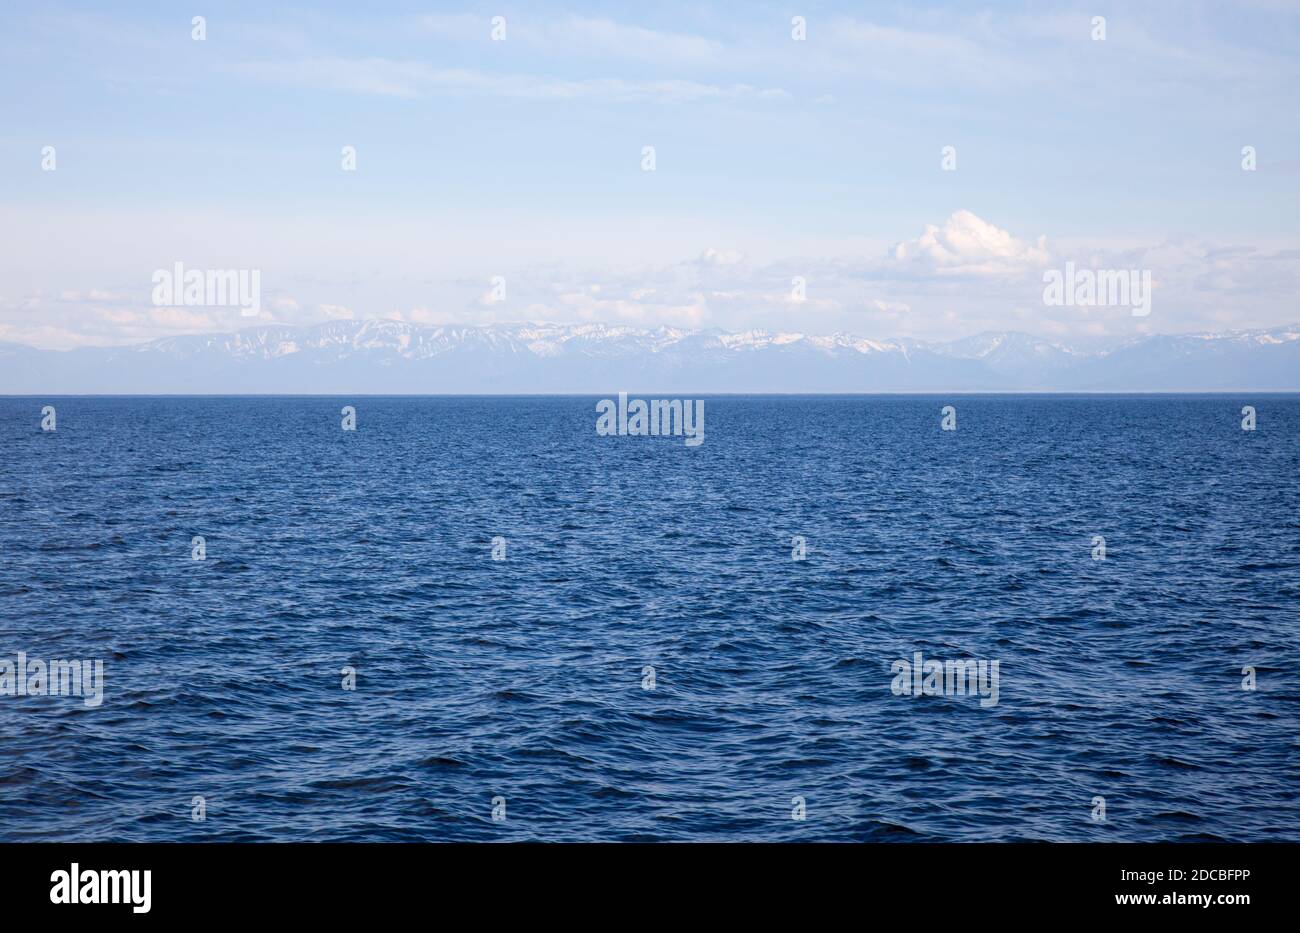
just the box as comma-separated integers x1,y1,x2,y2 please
1,395,1296,841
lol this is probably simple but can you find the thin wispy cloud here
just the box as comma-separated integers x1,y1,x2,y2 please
420,12,725,65
231,58,786,102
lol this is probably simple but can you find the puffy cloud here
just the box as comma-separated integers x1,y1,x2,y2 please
697,248,745,267
891,210,1050,275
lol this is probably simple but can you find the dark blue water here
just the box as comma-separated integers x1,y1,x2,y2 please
1,396,1297,841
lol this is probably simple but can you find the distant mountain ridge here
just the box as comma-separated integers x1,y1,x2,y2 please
2,320,1298,392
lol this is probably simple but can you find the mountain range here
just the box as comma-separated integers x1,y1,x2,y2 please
2,320,1298,393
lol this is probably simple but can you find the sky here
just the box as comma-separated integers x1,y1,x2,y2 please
1,0,1297,349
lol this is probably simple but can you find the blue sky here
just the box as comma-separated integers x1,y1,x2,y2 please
1,0,1297,347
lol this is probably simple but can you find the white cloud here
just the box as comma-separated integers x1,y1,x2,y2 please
561,17,721,64
419,13,723,65
697,248,745,266
823,18,1027,88
232,58,785,102
5,206,1298,349
891,210,1050,276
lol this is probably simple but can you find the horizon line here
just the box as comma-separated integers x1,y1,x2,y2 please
7,391,1300,398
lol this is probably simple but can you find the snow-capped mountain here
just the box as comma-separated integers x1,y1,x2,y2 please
2,321,1298,393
